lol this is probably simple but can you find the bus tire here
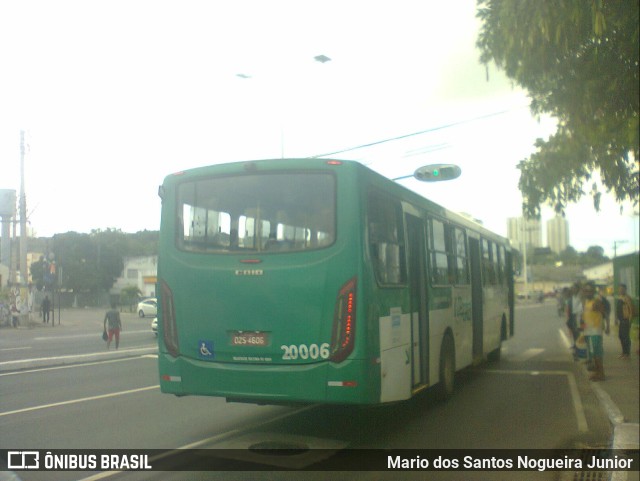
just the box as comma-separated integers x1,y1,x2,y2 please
488,316,507,362
436,333,455,401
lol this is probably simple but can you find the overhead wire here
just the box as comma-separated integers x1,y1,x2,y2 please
308,106,528,159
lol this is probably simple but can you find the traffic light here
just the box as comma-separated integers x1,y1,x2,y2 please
413,164,462,182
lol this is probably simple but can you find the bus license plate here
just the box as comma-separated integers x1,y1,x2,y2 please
230,331,269,346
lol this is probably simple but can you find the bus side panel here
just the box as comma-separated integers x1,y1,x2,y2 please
452,285,473,370
378,306,412,402
482,285,509,354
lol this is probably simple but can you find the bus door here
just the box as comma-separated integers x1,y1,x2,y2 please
406,214,429,388
469,237,483,361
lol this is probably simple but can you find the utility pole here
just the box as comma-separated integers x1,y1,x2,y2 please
19,130,28,287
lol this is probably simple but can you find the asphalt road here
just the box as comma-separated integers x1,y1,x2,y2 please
0,303,614,481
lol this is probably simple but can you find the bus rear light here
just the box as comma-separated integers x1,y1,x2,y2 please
161,375,181,382
326,160,343,166
330,277,357,363
160,279,180,358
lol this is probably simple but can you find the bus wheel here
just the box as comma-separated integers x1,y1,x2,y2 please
488,317,507,362
436,334,455,401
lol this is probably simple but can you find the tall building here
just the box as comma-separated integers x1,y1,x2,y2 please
547,215,570,254
507,217,543,252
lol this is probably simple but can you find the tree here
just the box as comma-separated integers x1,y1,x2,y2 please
584,245,607,266
49,229,158,295
559,246,579,266
476,0,639,216
120,285,142,312
30,256,46,291
52,230,124,293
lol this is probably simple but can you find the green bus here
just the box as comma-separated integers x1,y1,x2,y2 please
157,158,514,405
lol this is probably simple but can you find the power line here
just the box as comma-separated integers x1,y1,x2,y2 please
308,106,526,159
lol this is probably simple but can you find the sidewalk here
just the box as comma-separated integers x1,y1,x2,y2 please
0,307,154,372
3,306,140,329
582,324,639,481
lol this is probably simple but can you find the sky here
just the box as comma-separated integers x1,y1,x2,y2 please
0,0,637,257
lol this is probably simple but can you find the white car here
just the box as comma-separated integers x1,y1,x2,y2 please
137,298,157,318
151,317,158,337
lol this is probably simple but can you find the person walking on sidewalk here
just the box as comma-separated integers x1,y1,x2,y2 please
567,283,583,359
103,302,122,350
615,283,637,360
582,282,607,381
42,295,51,323
597,286,611,336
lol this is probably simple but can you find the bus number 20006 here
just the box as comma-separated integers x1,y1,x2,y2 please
281,343,330,360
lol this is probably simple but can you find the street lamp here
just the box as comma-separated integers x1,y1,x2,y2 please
613,240,628,259
236,54,332,159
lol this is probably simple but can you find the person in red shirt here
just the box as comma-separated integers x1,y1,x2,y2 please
103,303,123,350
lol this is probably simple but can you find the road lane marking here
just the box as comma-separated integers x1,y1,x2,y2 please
0,355,155,377
485,369,588,432
0,346,157,367
33,329,152,341
0,385,159,418
77,403,320,481
558,329,572,349
0,347,32,351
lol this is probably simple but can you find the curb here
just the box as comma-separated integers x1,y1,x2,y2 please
0,347,158,373
583,367,639,481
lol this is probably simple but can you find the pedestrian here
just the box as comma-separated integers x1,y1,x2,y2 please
582,282,607,381
566,283,582,357
615,283,637,360
103,302,122,350
557,288,569,317
42,295,51,323
597,286,611,336
11,305,19,328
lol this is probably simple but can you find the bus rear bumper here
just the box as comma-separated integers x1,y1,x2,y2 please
158,353,378,405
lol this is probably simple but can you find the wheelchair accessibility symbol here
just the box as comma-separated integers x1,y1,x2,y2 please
198,340,214,359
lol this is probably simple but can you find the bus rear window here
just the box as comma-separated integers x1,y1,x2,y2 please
177,172,336,253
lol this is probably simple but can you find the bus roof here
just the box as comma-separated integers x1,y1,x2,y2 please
162,158,511,250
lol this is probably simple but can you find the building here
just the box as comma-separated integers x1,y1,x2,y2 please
547,215,570,254
112,255,158,298
0,263,8,288
583,262,613,286
614,252,638,304
507,217,543,252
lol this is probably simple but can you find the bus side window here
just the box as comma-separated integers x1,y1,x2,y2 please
429,219,451,285
368,191,406,285
453,227,470,284
496,245,504,285
482,238,497,285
